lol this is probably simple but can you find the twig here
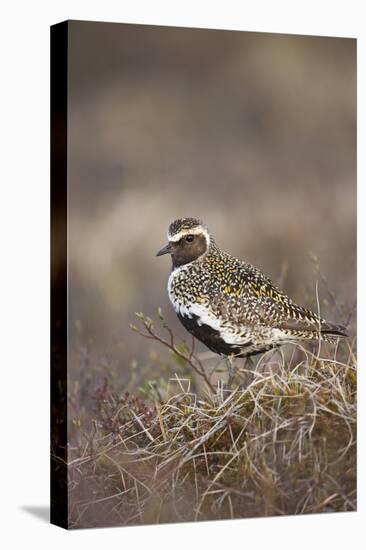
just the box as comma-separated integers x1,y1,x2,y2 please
131,311,215,393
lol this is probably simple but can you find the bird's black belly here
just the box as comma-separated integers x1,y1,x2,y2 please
177,313,277,358
177,313,244,357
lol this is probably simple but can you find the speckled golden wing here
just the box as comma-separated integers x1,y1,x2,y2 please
211,264,347,338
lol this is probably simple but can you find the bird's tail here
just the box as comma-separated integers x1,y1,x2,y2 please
319,319,348,338
278,312,348,340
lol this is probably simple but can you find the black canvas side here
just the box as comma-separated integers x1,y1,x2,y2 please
50,20,68,529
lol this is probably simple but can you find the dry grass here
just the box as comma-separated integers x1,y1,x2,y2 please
65,311,356,529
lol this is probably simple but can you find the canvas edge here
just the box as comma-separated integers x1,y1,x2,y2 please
50,20,69,530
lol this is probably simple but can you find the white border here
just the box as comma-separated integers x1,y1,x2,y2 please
1,1,364,548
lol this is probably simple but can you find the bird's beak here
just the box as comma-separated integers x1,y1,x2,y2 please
156,242,172,256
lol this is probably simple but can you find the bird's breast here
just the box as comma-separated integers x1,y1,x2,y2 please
167,264,207,315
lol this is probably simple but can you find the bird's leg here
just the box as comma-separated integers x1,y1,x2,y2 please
226,355,237,389
239,355,255,388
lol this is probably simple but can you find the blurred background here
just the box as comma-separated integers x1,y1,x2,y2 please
66,21,356,393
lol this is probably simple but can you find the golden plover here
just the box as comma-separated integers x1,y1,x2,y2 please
156,217,347,358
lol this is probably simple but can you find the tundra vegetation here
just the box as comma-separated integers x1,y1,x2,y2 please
65,299,356,528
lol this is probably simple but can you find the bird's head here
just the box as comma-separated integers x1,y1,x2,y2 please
156,217,210,268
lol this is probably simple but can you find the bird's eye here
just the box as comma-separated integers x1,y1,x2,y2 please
185,235,194,243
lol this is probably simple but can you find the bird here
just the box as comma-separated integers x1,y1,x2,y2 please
156,217,347,359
